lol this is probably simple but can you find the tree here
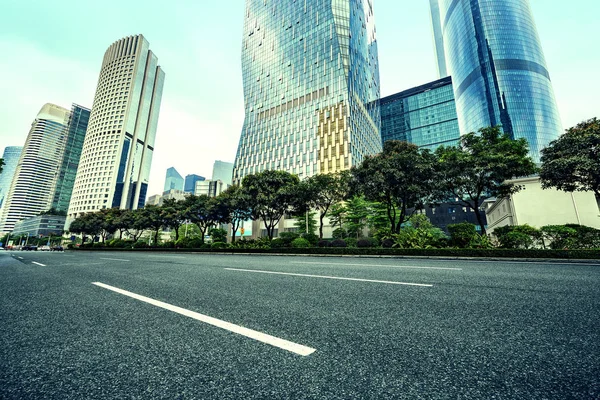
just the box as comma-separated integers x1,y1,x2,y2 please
540,118,600,201
352,140,437,234
183,195,223,245
141,205,165,245
435,126,538,234
345,195,369,239
218,185,252,243
242,170,302,240
69,212,103,243
123,209,148,242
304,172,350,238
161,198,186,241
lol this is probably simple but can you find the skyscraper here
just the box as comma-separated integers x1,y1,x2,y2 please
0,146,23,210
0,104,72,233
184,174,205,193
233,0,382,183
211,161,234,185
51,104,91,212
164,167,184,192
67,35,165,223
380,77,460,150
429,0,447,78
430,0,562,161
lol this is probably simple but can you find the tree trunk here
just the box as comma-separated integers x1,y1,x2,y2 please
154,229,159,246
319,213,325,239
472,199,486,235
174,225,180,241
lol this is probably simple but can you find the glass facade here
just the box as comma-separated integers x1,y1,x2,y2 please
233,0,381,182
51,104,90,212
184,174,205,194
0,104,70,234
380,77,460,150
211,161,234,185
433,0,562,161
429,0,448,78
164,167,184,192
0,146,23,211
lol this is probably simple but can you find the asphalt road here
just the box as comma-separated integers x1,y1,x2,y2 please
1,250,599,399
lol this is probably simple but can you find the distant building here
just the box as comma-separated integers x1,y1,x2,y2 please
12,214,67,237
184,174,205,194
0,146,23,210
67,34,165,225
51,104,91,213
0,104,72,234
211,161,234,185
164,167,184,192
195,180,228,198
485,176,600,236
145,189,189,207
380,77,460,150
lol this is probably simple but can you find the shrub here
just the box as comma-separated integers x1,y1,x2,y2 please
132,241,149,249
332,228,348,239
211,242,230,250
279,232,300,245
357,238,373,248
175,237,204,249
291,237,311,248
270,238,286,248
330,239,347,248
448,223,478,248
565,224,600,249
300,233,319,246
345,237,357,248
317,240,330,248
93,242,105,248
209,228,228,243
381,238,395,248
158,241,176,249
494,225,542,249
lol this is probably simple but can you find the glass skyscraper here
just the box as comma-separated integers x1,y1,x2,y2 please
184,174,205,194
430,0,562,161
212,161,234,185
67,35,165,224
51,104,90,212
0,146,23,211
164,167,184,192
233,0,382,182
380,77,460,150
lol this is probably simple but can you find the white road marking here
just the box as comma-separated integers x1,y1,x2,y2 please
91,282,316,356
148,255,186,259
32,262,46,266
18,257,23,259
100,258,130,262
225,268,434,287
292,261,461,271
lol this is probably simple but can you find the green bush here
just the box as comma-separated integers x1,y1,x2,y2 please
209,228,228,243
317,240,330,248
158,241,175,249
381,238,394,248
564,224,600,249
300,233,319,246
270,238,286,248
279,232,300,245
291,237,311,248
330,239,347,248
211,242,230,250
345,237,357,248
332,228,348,239
357,238,377,248
494,225,541,249
448,223,478,248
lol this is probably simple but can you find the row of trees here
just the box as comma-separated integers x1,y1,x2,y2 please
68,120,600,244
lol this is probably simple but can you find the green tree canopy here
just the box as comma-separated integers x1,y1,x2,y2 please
540,118,600,199
352,140,437,234
303,172,350,238
218,185,252,242
435,126,537,234
161,198,187,241
242,170,301,240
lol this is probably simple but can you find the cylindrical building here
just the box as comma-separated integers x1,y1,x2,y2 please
432,0,563,161
67,35,165,223
0,104,69,233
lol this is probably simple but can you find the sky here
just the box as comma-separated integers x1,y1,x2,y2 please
1,0,599,198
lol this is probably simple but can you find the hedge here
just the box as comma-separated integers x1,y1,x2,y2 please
71,246,600,259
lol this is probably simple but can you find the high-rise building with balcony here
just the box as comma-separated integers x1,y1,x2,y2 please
430,0,562,161
164,167,184,192
380,77,460,150
67,35,165,224
233,0,382,183
0,104,74,233
0,146,23,210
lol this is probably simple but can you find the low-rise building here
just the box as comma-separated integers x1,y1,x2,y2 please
12,215,67,237
485,176,600,236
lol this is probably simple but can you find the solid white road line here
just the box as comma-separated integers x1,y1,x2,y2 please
291,261,461,271
225,268,433,287
18,257,23,259
32,262,46,266
100,258,130,262
91,282,316,356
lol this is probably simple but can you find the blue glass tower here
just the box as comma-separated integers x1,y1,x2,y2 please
184,174,205,194
431,0,562,161
233,0,381,182
0,146,23,211
380,77,460,150
164,167,184,192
